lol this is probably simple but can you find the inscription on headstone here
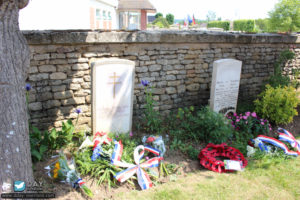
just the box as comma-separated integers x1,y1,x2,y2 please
210,59,242,115
91,58,135,134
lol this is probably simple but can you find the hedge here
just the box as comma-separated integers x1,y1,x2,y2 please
233,19,255,32
207,21,230,31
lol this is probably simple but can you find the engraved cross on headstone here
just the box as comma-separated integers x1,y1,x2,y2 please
108,72,121,99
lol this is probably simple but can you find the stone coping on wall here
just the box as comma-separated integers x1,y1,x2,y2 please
23,30,300,45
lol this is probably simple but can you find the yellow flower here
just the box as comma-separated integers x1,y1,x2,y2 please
53,162,60,179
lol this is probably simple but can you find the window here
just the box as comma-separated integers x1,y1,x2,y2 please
103,10,106,20
96,9,101,20
119,11,140,30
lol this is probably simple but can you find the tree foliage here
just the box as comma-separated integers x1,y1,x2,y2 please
155,12,163,19
166,13,174,25
268,0,300,33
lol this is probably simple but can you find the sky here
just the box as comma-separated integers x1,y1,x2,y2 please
148,0,279,20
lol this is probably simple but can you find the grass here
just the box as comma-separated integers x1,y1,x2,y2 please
116,145,300,200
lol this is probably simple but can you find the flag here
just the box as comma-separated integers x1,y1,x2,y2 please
192,14,196,25
187,15,192,24
183,17,187,26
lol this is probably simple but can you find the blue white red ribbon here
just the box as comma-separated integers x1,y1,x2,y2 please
254,135,298,156
111,141,163,190
73,178,85,188
278,128,300,153
144,145,161,156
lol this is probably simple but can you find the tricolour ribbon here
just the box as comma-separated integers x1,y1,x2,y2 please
93,131,112,150
254,135,298,156
278,128,300,153
73,178,85,188
111,141,162,190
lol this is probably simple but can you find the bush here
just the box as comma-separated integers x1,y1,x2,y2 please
233,19,256,32
207,21,230,31
168,106,233,144
254,85,299,125
153,17,170,28
255,18,271,32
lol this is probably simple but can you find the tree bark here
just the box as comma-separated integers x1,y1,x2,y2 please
0,0,33,194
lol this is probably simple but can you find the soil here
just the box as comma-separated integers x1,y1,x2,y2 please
32,108,300,200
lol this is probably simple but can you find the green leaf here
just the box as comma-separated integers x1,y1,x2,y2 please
39,145,48,156
50,128,58,140
31,149,42,161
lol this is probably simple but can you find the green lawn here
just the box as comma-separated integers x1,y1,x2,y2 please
116,154,300,200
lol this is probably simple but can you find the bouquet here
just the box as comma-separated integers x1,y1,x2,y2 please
45,153,93,198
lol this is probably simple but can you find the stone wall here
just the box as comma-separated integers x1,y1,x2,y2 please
24,30,300,131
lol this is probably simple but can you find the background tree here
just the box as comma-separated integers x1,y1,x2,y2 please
0,0,34,193
166,13,174,25
206,10,216,22
155,12,163,19
268,0,300,33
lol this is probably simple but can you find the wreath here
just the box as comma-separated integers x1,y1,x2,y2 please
198,143,248,173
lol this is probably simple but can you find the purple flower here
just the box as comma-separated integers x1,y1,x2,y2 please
243,116,248,120
75,108,81,114
251,112,257,118
146,156,149,160
236,119,240,122
116,135,119,138
141,80,150,87
233,113,237,117
129,132,133,137
245,112,251,116
261,122,265,125
25,83,32,91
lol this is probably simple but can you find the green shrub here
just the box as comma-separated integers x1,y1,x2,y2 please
254,85,299,125
233,19,256,32
152,17,170,28
207,21,230,31
168,106,233,144
255,18,271,32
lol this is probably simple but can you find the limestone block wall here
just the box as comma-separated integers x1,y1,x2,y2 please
23,30,300,131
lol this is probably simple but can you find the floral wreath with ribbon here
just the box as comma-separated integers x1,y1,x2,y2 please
198,143,248,173
111,140,163,190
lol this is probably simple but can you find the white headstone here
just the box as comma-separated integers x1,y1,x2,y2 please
91,58,135,134
210,59,242,115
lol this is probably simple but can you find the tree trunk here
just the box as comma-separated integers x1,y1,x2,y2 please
0,0,33,193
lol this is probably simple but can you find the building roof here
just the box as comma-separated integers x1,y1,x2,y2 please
118,0,156,13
